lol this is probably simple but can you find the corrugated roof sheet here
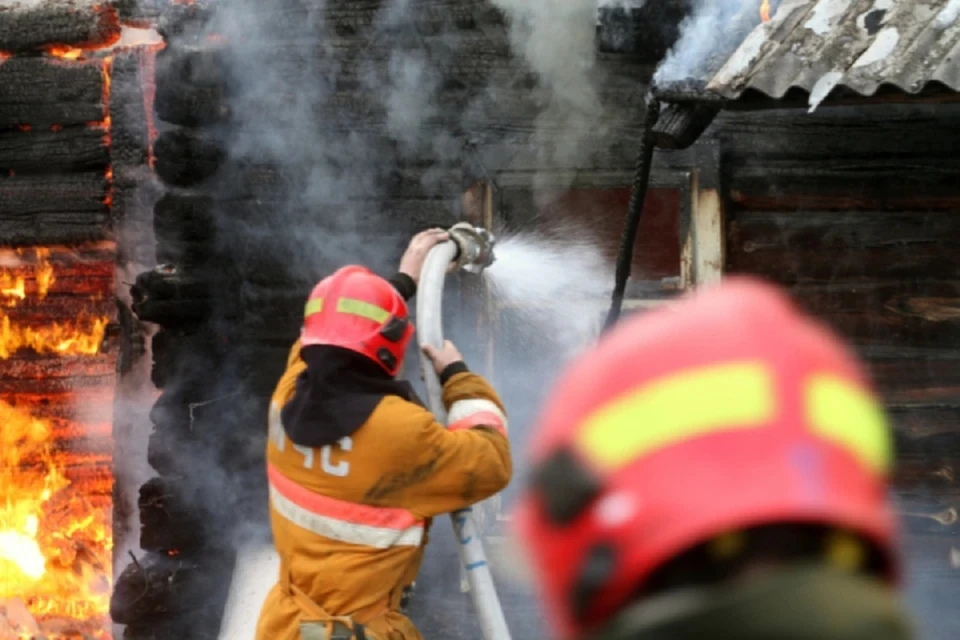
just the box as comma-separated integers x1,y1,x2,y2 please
704,0,960,109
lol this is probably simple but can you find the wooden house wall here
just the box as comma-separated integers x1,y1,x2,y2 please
713,103,960,634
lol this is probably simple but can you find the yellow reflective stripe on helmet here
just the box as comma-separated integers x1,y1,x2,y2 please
304,298,324,318
576,361,776,469
805,374,891,474
336,297,391,324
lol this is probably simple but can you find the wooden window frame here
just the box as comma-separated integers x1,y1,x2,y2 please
467,143,724,534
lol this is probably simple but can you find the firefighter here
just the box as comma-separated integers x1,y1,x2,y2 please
514,277,915,640
256,229,512,640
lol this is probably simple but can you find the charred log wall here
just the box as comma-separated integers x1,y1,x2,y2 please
716,103,960,635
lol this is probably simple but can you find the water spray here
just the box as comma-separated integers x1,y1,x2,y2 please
416,223,512,640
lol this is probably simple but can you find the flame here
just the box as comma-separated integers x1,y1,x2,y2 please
0,315,108,359
760,0,772,22
1,248,55,308
0,401,112,633
0,251,112,636
45,45,85,60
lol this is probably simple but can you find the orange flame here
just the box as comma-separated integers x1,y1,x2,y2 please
0,402,112,634
0,251,112,636
45,45,85,60
1,248,55,308
760,0,772,22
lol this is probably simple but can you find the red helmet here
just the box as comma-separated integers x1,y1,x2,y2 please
513,276,900,639
301,265,414,376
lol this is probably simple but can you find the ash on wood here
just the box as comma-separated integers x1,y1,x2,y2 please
110,50,149,168
0,58,104,128
0,0,121,53
0,173,109,245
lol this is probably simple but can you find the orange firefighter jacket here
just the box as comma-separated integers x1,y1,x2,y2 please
255,341,512,640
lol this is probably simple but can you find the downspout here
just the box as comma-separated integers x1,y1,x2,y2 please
602,95,661,332
416,223,511,640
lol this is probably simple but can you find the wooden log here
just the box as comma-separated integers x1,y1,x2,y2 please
715,106,960,163
0,296,115,324
153,191,217,269
0,127,108,172
110,548,235,626
130,267,212,328
0,173,109,245
888,405,960,438
110,49,149,168
0,386,113,419
157,0,216,41
151,329,225,389
730,211,960,253
324,0,505,36
0,58,104,129
138,476,208,553
153,126,225,188
154,43,227,127
0,1,121,53
0,352,114,380
0,372,115,395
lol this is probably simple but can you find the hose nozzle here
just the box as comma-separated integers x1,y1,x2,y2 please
449,222,497,275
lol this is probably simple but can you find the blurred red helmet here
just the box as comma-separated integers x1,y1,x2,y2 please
513,276,900,639
301,265,414,376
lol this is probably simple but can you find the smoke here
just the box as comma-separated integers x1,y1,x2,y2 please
653,0,759,87
482,0,632,191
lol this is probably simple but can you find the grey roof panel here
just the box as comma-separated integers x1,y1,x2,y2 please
702,0,960,108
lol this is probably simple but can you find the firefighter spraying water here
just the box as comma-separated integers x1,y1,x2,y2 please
255,228,512,640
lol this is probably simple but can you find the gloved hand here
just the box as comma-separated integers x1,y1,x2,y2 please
398,228,450,284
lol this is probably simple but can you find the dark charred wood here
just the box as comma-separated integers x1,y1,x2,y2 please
138,477,207,553
727,212,960,284
116,298,145,376
0,127,108,173
157,0,216,42
0,58,104,129
110,548,235,626
130,267,212,328
155,44,227,127
888,406,960,438
115,0,165,27
0,170,111,246
715,106,960,163
110,50,149,168
151,329,226,389
0,1,121,53
324,0,505,36
153,191,217,268
153,127,225,187
728,168,960,212
730,211,960,253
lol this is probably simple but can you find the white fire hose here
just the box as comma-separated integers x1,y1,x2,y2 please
415,223,512,640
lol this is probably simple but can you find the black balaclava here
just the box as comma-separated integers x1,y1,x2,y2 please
280,344,425,448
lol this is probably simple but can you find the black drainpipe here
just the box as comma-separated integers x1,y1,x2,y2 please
603,94,662,332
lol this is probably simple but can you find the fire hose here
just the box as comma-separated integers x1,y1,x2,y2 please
416,223,512,640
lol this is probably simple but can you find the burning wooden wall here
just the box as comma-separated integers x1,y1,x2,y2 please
0,1,118,637
0,1,164,637
718,103,960,636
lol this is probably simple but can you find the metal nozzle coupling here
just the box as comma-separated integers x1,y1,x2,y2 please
449,222,497,274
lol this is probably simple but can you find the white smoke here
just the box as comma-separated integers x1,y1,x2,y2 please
654,0,756,86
